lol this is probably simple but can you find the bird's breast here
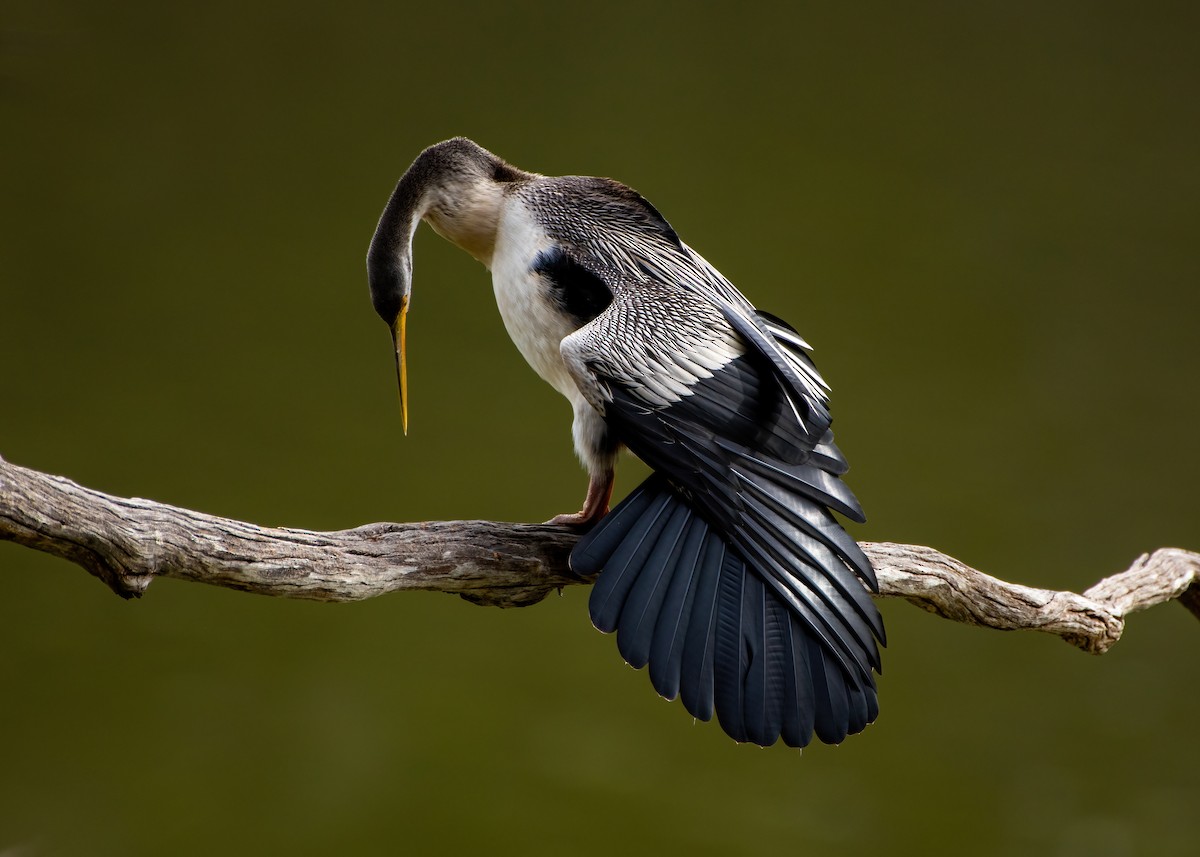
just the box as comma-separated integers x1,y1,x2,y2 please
489,202,582,401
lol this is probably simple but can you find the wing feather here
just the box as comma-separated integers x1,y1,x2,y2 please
548,178,883,747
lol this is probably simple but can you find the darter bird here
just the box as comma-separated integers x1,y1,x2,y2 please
367,138,883,747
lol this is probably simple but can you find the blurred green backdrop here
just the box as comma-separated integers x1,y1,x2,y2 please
2,1,1198,855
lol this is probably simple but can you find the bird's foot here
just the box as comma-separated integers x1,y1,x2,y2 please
546,469,615,529
546,508,609,528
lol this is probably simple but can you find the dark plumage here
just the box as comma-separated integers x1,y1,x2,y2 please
367,137,884,747
532,246,614,327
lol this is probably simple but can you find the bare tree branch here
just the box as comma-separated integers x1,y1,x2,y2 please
2,453,1196,652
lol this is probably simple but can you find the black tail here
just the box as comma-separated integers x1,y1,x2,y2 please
572,474,878,748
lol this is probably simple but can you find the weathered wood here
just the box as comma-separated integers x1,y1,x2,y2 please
2,453,1196,650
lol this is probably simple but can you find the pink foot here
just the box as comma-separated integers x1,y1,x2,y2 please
546,469,614,528
546,509,608,527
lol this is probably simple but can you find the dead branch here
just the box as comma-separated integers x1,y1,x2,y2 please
1,453,1196,652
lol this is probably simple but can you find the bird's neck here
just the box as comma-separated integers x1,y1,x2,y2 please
424,179,507,267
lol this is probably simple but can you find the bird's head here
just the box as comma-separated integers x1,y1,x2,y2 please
366,138,529,433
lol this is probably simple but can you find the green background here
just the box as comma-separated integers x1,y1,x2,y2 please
3,2,1197,854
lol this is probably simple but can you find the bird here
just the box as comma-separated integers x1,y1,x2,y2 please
366,138,884,748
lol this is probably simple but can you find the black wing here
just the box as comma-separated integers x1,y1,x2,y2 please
562,270,883,748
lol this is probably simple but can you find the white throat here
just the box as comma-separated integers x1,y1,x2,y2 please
425,179,506,266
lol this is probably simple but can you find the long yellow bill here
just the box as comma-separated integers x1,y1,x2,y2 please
392,297,409,435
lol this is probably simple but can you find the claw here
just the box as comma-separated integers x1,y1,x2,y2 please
547,468,615,528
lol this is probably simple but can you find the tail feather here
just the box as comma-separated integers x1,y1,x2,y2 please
672,424,884,669
678,531,724,722
574,475,880,748
617,503,693,668
737,513,881,676
713,547,748,743
779,602,816,748
845,676,872,736
582,486,674,633
571,478,659,573
742,572,787,747
647,518,708,701
738,487,882,639
732,516,880,681
810,642,851,745
863,674,881,724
